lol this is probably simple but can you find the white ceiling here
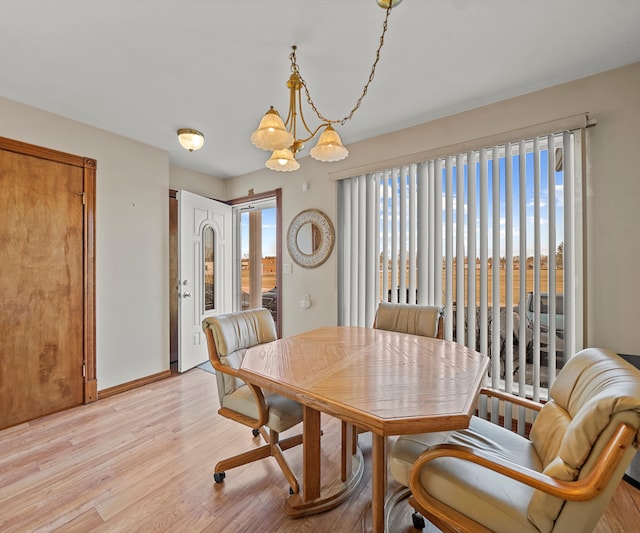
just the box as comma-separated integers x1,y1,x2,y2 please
2,1,640,179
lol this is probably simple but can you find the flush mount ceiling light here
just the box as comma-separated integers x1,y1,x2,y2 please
177,128,205,152
250,0,401,172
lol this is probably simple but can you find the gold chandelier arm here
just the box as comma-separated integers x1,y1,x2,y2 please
294,88,320,140
284,78,296,135
295,123,331,145
289,3,394,127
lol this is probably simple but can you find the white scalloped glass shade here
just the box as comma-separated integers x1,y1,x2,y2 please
265,148,300,172
309,126,349,162
377,0,403,8
250,108,294,151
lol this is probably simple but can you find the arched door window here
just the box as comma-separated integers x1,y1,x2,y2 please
203,225,215,311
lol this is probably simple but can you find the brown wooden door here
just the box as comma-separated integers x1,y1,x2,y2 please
0,138,96,430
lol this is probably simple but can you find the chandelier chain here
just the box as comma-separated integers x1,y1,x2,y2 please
289,3,393,127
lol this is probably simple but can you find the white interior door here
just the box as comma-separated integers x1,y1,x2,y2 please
178,190,232,372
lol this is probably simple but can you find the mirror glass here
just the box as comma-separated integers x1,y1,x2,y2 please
296,222,321,255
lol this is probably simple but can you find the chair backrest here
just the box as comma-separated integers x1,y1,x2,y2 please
526,348,640,532
373,302,443,339
202,308,277,405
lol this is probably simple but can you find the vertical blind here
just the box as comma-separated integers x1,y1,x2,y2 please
337,127,584,399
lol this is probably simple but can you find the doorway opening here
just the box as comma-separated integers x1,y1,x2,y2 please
230,189,282,338
169,190,178,371
169,188,282,370
169,190,232,373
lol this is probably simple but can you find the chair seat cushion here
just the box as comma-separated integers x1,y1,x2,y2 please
391,416,543,533
222,384,303,433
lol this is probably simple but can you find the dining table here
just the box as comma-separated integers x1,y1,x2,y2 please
239,326,489,533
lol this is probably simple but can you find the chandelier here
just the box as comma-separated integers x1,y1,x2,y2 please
250,0,402,172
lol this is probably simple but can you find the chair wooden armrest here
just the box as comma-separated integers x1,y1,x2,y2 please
218,382,269,429
408,422,637,533
479,387,544,412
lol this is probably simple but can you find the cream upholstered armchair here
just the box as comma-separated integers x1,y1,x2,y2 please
390,347,640,532
202,309,303,494
373,302,444,339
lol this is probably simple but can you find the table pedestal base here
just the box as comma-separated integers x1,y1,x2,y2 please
284,446,365,518
362,486,415,533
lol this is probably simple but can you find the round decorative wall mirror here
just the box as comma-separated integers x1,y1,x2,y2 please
287,209,335,268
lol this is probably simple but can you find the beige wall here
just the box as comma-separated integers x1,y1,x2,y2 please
1,61,638,392
0,97,174,389
169,164,226,200
230,62,640,354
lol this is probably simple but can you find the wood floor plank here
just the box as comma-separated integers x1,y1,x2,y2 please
0,368,638,532
56,508,105,532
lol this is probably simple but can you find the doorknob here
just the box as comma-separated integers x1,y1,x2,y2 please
182,292,192,298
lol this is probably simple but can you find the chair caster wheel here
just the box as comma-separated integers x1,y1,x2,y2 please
214,472,226,483
252,428,260,437
412,511,425,530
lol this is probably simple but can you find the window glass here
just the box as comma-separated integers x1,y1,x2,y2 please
338,130,583,399
203,225,215,311
240,207,278,325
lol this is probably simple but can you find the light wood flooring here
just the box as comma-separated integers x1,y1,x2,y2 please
1,368,639,532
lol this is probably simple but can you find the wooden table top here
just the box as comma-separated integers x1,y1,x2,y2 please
240,326,489,436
